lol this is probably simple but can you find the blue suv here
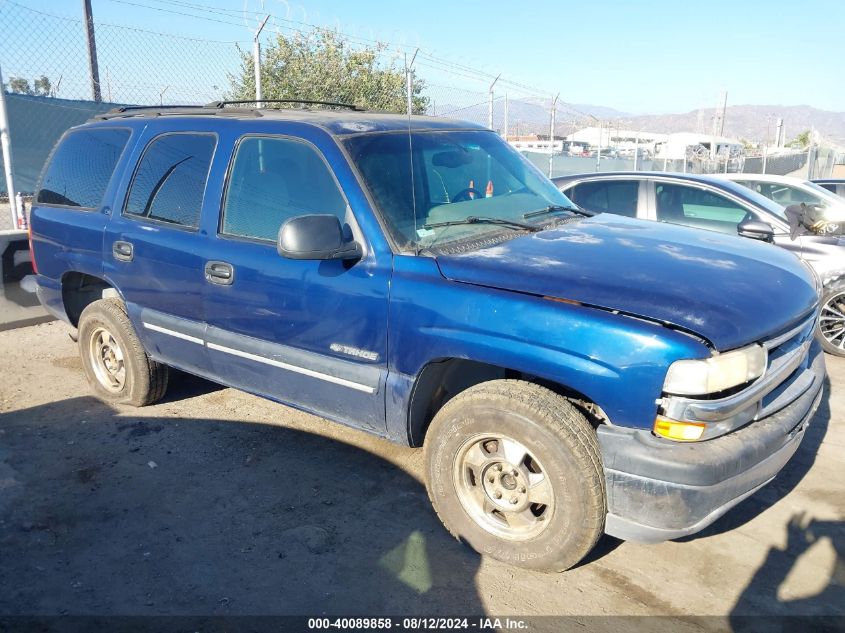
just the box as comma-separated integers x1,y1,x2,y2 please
30,102,825,571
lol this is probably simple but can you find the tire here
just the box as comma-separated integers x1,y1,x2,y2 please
424,379,605,572
816,281,845,356
77,298,168,406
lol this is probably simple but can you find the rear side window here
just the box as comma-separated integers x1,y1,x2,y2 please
125,133,216,229
568,180,638,217
221,137,347,241
36,128,130,208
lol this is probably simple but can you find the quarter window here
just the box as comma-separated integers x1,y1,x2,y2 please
655,183,749,234
222,137,347,241
124,133,216,229
36,128,130,208
567,180,638,217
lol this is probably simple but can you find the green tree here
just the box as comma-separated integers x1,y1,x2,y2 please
787,129,812,149
33,75,52,97
228,29,429,114
5,76,53,97
8,77,33,95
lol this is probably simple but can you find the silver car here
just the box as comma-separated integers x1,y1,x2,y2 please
554,172,845,356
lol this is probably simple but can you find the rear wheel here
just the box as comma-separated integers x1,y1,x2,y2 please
817,283,845,356
424,380,606,572
78,298,168,406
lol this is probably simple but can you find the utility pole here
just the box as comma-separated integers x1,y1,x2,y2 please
82,0,102,102
488,74,501,132
709,90,727,161
548,93,559,177
0,64,19,225
253,14,270,107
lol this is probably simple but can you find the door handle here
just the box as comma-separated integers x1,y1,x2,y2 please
205,260,234,285
112,241,134,262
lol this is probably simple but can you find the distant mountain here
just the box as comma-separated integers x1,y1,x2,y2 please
611,105,845,146
434,97,629,134
437,97,845,147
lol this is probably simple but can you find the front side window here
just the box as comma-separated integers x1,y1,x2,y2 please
655,183,749,234
124,133,216,229
36,128,130,208
344,130,574,250
221,137,347,241
567,180,638,217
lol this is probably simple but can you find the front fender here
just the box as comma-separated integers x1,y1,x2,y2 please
387,256,709,440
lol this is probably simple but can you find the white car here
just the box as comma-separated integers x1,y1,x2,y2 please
714,173,845,220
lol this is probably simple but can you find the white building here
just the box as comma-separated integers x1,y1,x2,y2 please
654,132,743,160
507,138,564,154
565,127,668,152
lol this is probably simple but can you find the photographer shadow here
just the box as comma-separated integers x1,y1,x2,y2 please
0,396,483,615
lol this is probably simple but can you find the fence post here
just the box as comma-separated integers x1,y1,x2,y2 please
253,14,270,107
0,65,19,227
633,132,639,171
488,74,500,131
503,93,508,138
548,93,558,178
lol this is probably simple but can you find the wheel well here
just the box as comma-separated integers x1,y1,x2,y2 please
407,358,605,447
61,272,117,327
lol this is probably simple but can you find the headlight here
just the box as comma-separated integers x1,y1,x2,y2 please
663,344,767,396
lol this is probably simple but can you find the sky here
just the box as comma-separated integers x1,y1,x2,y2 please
24,0,845,114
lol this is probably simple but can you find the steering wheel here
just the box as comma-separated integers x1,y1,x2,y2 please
451,187,484,203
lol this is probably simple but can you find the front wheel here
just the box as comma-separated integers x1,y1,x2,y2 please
424,380,606,572
817,283,845,356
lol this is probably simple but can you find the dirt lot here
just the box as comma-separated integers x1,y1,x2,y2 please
0,320,843,625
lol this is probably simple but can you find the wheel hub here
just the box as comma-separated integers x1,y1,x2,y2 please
453,433,555,541
88,327,126,392
482,462,530,511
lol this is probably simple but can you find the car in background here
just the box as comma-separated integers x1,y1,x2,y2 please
812,178,845,197
714,173,845,213
554,172,845,356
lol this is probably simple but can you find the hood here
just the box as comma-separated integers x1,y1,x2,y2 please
435,215,818,350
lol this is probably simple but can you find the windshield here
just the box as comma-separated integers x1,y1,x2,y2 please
344,129,576,250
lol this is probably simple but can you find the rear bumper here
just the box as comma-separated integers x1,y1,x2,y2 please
35,275,69,323
598,340,825,543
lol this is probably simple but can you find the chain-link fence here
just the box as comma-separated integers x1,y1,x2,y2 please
2,0,844,231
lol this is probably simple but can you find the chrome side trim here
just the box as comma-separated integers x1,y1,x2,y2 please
143,322,204,345
206,342,376,394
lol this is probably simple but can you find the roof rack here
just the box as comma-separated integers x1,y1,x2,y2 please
94,104,260,120
94,99,364,120
206,99,364,111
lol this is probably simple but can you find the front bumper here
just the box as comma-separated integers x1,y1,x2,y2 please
598,340,825,543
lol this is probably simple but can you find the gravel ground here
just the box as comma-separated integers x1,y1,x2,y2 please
0,320,843,624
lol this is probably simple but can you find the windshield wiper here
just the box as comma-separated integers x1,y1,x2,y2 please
523,204,593,219
423,216,541,232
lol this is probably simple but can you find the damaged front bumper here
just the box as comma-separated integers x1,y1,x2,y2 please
597,339,825,543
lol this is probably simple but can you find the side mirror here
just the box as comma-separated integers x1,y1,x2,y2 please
277,214,363,261
737,219,775,243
